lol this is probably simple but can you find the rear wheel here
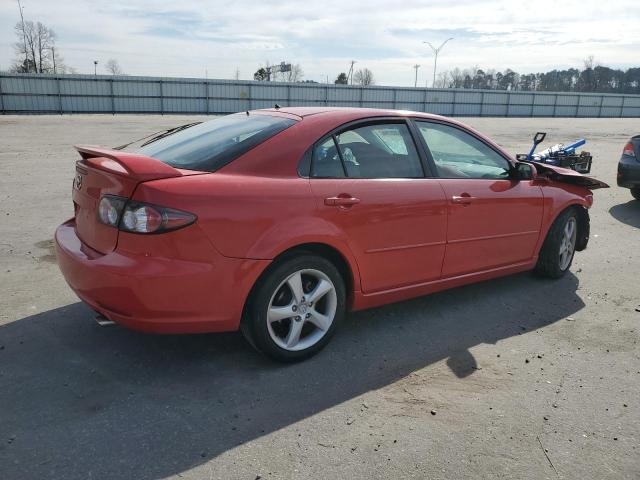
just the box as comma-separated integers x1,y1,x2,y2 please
535,209,578,279
631,187,640,201
241,254,346,362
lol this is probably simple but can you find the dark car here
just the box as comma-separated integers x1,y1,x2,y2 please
618,135,640,200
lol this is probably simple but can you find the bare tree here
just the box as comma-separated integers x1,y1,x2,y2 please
353,68,374,86
105,59,123,75
433,71,449,88
583,55,596,70
448,67,465,88
12,20,57,73
578,55,599,92
34,22,55,73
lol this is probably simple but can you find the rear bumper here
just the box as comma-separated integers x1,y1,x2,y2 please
55,219,269,333
617,156,640,189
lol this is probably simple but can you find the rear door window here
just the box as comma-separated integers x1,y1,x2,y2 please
138,114,296,172
311,137,346,177
312,122,424,179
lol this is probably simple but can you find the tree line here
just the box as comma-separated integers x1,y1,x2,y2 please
435,57,640,94
253,65,376,86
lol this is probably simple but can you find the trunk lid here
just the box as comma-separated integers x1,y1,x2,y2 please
72,145,204,253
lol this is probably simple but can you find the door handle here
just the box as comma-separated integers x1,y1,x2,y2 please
324,195,361,207
451,194,476,205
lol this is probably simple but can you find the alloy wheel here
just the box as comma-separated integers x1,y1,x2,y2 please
266,269,337,352
558,217,577,271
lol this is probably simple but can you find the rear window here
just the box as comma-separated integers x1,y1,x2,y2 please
137,114,296,172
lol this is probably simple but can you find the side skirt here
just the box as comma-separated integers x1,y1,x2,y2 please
350,260,537,311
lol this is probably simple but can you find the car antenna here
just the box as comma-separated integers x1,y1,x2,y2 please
274,103,281,109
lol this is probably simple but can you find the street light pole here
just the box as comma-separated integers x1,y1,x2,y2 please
423,38,454,88
347,60,356,85
93,60,98,75
413,64,420,88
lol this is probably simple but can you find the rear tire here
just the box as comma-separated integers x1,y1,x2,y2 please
241,254,346,362
535,208,578,279
631,187,640,201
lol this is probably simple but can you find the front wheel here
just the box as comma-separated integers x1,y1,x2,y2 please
535,209,578,279
631,187,640,201
241,254,346,362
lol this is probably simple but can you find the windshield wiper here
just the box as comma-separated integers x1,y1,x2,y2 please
113,122,202,150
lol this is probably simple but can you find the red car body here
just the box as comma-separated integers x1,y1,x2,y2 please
55,108,601,335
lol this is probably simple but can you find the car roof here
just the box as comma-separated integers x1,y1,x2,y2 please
255,107,509,158
258,106,448,121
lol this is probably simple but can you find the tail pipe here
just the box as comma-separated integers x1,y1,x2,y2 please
95,313,116,327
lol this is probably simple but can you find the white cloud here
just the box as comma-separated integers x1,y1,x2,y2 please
0,0,638,85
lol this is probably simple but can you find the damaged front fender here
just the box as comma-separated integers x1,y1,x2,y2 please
531,162,610,190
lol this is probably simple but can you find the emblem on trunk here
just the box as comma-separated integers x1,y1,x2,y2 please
73,173,83,191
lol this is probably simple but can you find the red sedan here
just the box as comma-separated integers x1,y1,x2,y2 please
55,107,607,361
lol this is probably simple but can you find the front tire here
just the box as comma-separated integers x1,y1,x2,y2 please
241,254,346,362
631,187,640,201
535,208,578,279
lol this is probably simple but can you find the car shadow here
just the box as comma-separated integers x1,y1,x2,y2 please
609,200,640,228
0,271,584,479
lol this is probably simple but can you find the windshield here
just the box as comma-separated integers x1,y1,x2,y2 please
137,114,296,172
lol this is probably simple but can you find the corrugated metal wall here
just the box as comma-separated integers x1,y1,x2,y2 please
2,72,640,117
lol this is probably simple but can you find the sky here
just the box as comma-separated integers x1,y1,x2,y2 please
0,0,638,86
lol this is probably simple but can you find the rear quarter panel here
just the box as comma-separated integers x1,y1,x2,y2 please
133,173,363,290
132,174,311,257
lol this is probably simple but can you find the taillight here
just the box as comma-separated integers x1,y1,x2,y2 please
120,201,196,233
98,195,126,227
623,142,636,158
121,204,164,233
97,195,196,234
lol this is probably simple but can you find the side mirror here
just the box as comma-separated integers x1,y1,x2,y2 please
513,162,537,181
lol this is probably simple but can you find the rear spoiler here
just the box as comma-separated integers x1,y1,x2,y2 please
74,145,182,182
532,162,609,190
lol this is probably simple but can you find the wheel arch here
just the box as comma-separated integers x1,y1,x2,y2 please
242,241,361,322
571,204,590,251
539,201,590,255
273,243,356,298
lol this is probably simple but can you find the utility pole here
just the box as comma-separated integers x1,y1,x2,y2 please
17,0,28,72
423,38,454,88
51,47,56,74
347,60,356,85
413,64,420,87
93,60,98,75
